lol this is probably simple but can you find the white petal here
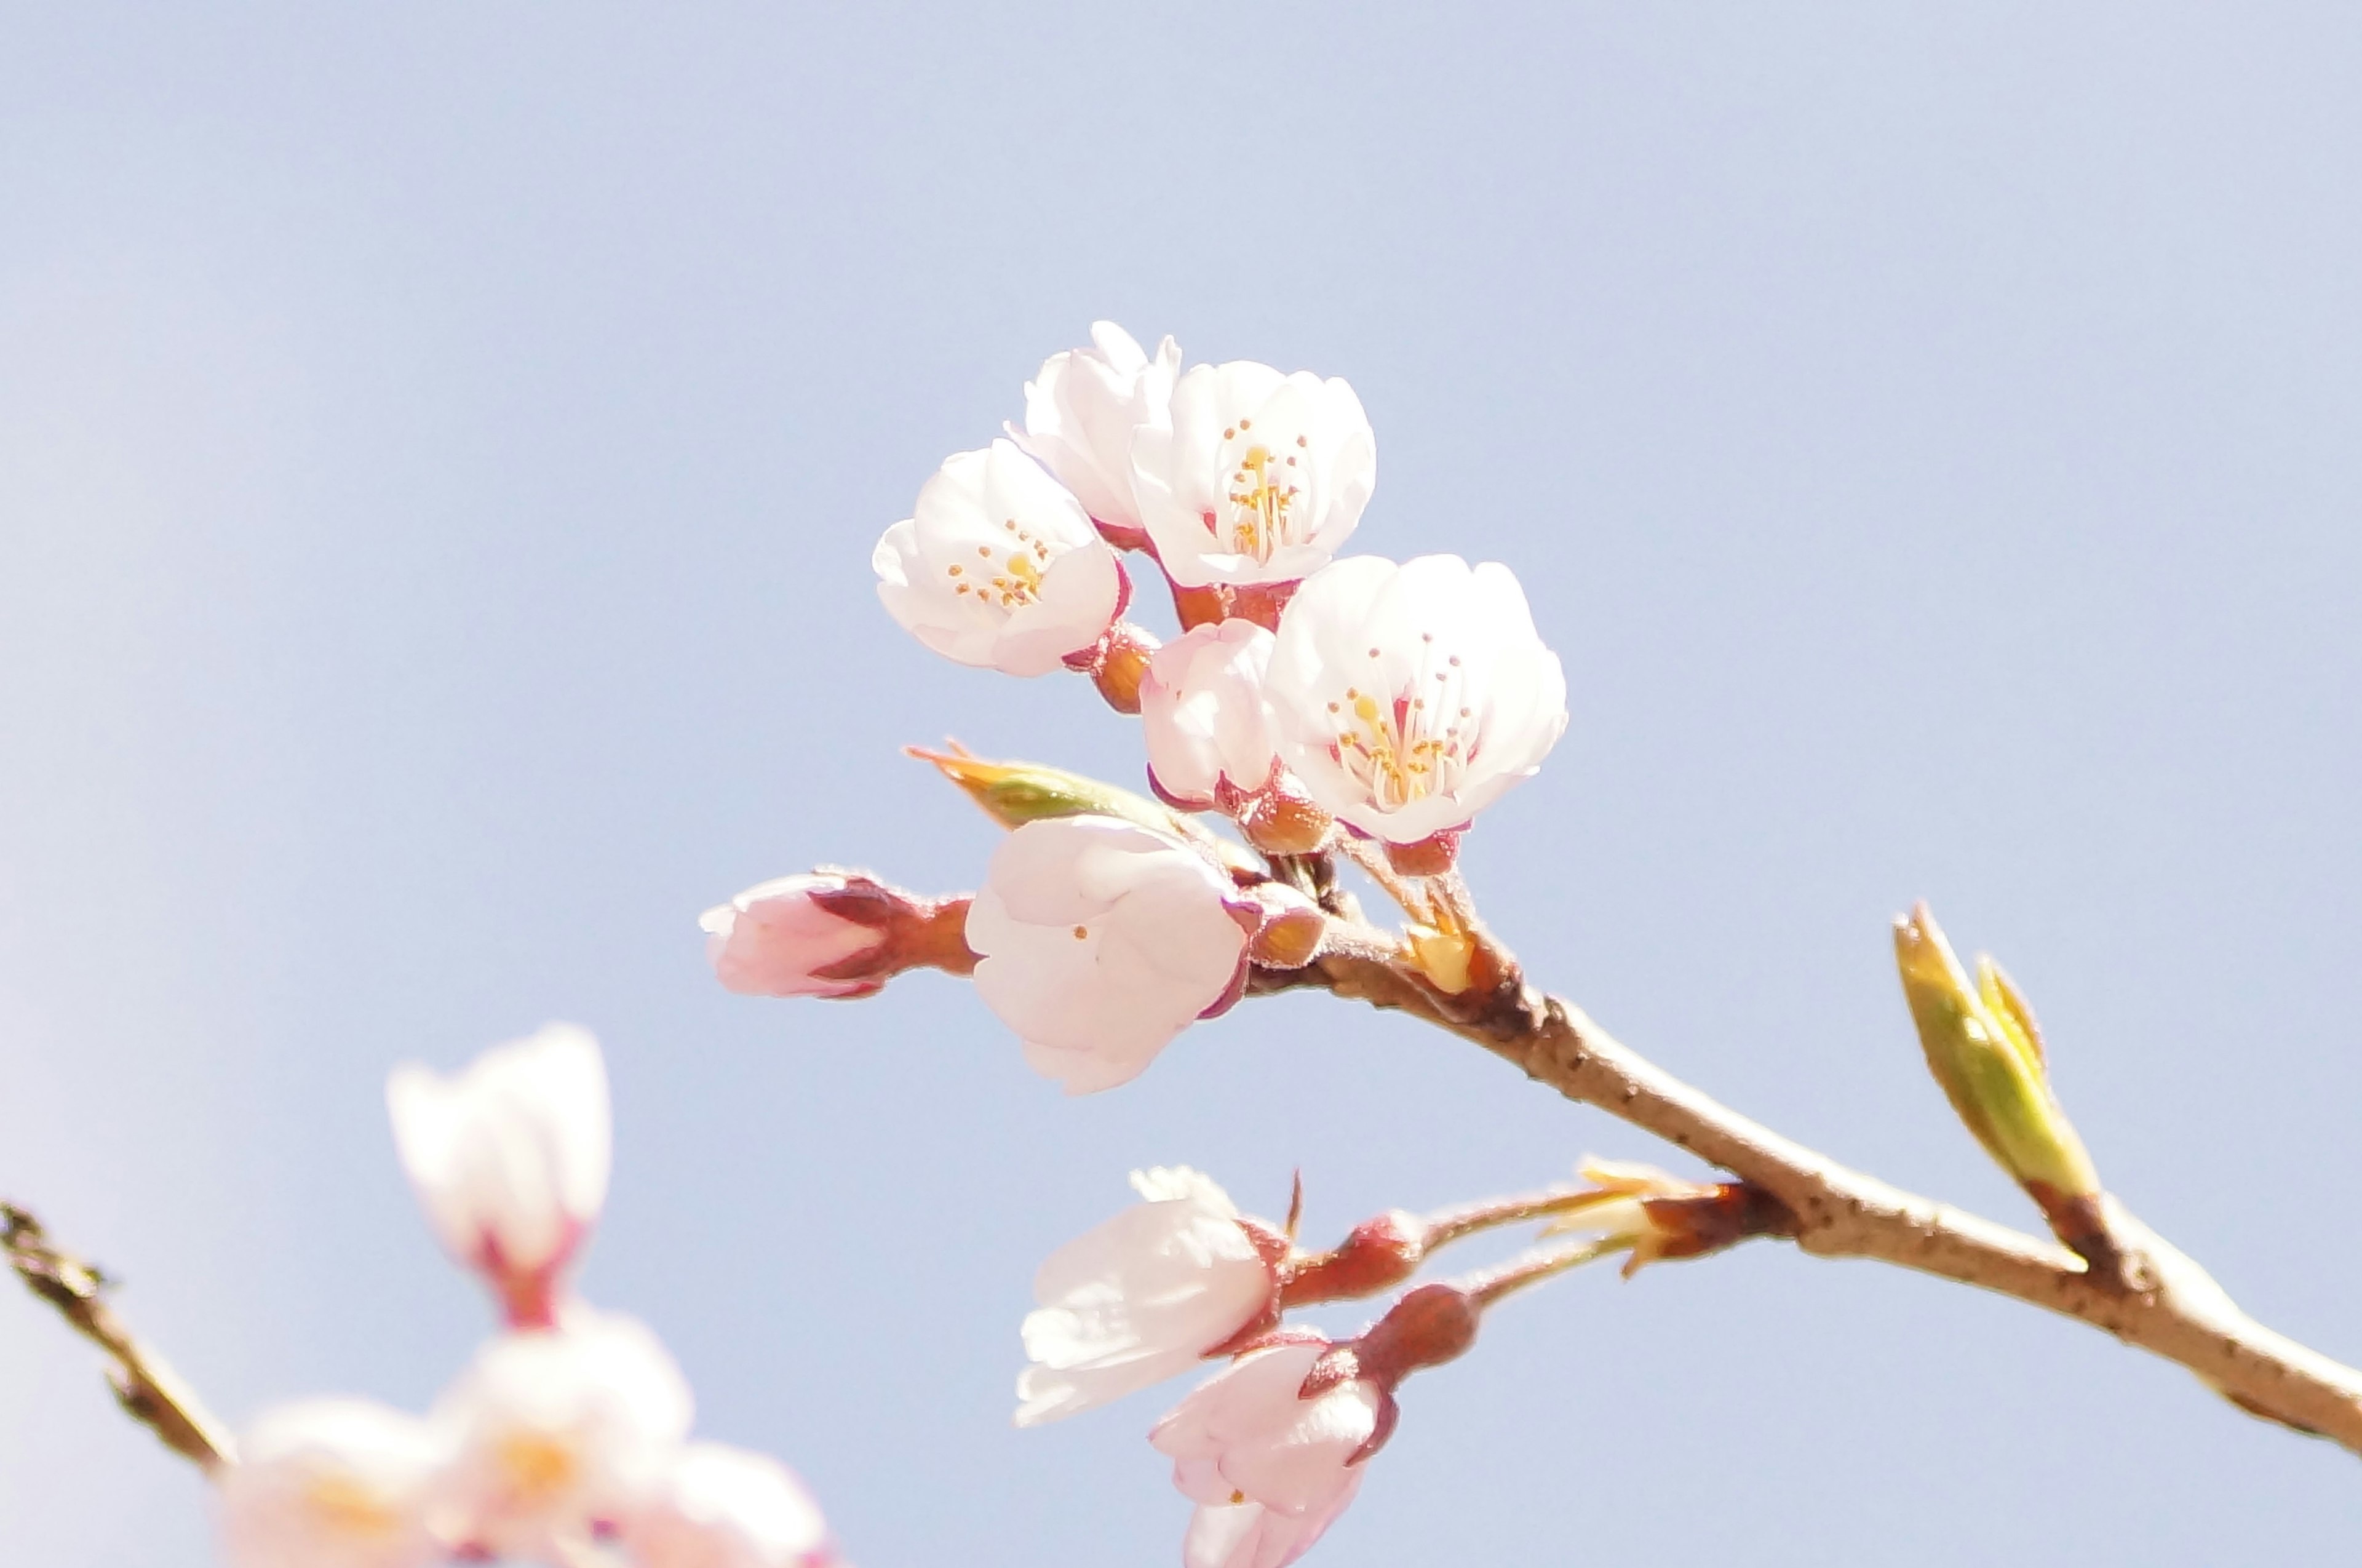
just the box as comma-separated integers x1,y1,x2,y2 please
219,1400,443,1568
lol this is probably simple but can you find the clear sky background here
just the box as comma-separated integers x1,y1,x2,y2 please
6,5,2362,1564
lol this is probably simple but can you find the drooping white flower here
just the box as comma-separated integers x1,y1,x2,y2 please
1140,620,1282,810
966,816,1257,1094
1016,1167,1282,1427
874,439,1127,676
218,1399,445,1568
1264,555,1567,847
386,1023,613,1326
701,873,893,1000
624,1442,837,1568
1150,1342,1381,1567
429,1308,695,1562
1009,322,1179,539
1132,361,1375,590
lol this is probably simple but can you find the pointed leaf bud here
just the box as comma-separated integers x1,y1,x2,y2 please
1893,902,2101,1212
910,745,1259,875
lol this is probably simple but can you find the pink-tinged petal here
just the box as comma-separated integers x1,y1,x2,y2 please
386,1024,611,1308
429,1308,694,1563
623,1443,833,1568
874,440,1121,676
1009,322,1178,534
1264,554,1566,845
1182,1473,1363,1568
1150,1343,1378,1520
1141,621,1281,808
1014,1168,1278,1426
967,818,1249,1094
1134,360,1376,589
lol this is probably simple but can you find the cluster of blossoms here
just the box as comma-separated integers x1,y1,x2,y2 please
218,1025,835,1568
696,327,1744,1568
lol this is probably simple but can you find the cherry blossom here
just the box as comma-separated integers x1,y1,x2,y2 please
1009,321,1179,543
1150,1342,1383,1568
966,816,1259,1094
1264,554,1567,849
874,439,1126,676
1140,620,1282,810
1132,360,1375,589
386,1023,612,1327
217,1399,445,1568
1016,1167,1284,1427
624,1443,837,1568
429,1308,696,1562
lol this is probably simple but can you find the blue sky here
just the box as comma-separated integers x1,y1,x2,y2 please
7,6,2362,1562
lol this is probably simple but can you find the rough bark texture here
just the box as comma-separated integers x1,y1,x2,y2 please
1252,949,2362,1452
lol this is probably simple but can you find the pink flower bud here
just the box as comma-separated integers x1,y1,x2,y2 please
701,874,891,1000
1140,621,1282,810
1008,322,1179,544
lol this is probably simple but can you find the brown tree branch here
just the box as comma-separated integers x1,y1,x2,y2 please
1250,948,2362,1452
3,1202,236,1473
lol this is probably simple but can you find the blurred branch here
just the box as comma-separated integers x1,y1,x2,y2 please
1251,949,2362,1453
3,1201,236,1473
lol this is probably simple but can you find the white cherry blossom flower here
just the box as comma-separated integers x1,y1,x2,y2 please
1265,554,1567,847
1132,361,1375,590
218,1399,445,1568
1150,1342,1382,1568
1140,620,1282,810
874,439,1126,676
625,1443,837,1568
386,1023,612,1326
966,816,1257,1094
1016,1167,1282,1427
701,873,891,1000
1009,322,1179,539
429,1308,695,1562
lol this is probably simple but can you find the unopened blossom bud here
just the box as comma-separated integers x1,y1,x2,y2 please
1140,621,1283,811
1265,555,1567,846
386,1024,611,1327
701,871,974,1000
967,816,1260,1093
874,439,1127,676
430,1308,695,1563
1893,903,2102,1230
624,1443,837,1568
1132,360,1376,590
1015,1167,1286,1427
1151,1340,1380,1568
1009,322,1179,546
218,1399,444,1568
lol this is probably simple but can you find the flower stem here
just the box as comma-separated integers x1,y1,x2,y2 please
1454,1239,1625,1311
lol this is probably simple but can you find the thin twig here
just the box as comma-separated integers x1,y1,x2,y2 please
1249,950,2362,1452
3,1201,236,1472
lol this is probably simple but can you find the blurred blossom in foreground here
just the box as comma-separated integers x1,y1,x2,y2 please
1265,554,1567,851
624,1443,838,1568
1011,321,1180,542
874,439,1126,676
1151,1342,1380,1568
217,1399,443,1568
1133,360,1376,589
386,1023,613,1327
430,1308,696,1561
1016,1167,1284,1427
966,816,1257,1094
